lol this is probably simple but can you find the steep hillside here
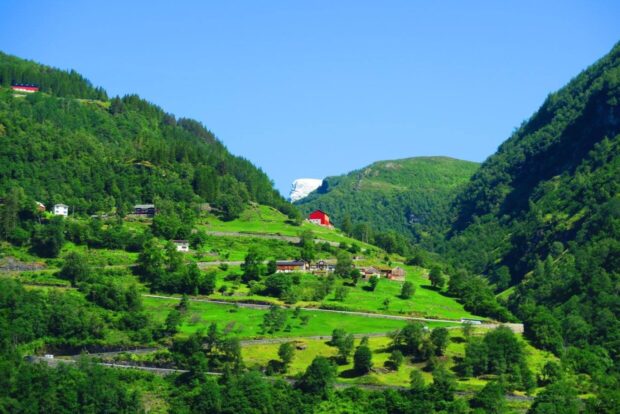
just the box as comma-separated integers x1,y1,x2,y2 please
445,42,620,357
0,52,295,220
295,156,478,243
0,51,107,100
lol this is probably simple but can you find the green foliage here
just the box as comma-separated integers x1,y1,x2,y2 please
297,356,336,399
527,381,581,414
368,275,379,291
296,156,479,245
429,266,445,290
0,360,141,413
470,380,506,414
170,325,243,371
82,280,142,312
353,345,373,374
0,51,107,99
261,305,288,334
391,322,427,360
264,272,294,299
334,286,349,302
241,247,262,283
400,281,415,299
31,216,66,258
387,349,404,370
0,54,293,219
334,250,353,277
462,326,534,391
443,43,620,367
59,251,92,286
430,327,449,356
448,269,513,321
137,238,214,294
278,342,295,370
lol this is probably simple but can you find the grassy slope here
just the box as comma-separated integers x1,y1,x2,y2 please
201,204,378,248
242,328,557,392
295,156,479,238
142,296,457,339
2,205,478,321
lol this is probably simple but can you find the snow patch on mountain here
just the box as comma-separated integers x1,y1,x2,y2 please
289,178,323,202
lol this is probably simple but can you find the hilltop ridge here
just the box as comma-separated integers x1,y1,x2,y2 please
295,156,479,244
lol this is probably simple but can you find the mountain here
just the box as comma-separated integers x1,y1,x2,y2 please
0,52,296,221
289,178,323,202
445,42,620,357
295,156,479,243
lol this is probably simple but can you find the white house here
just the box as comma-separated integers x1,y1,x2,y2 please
53,204,69,216
172,240,190,252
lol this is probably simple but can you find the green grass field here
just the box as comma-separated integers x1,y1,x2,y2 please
142,296,457,339
314,265,475,319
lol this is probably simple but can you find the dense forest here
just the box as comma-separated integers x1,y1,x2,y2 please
0,52,297,221
296,157,478,247
0,51,108,100
443,42,620,371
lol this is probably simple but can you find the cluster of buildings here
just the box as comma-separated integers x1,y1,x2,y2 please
275,260,406,281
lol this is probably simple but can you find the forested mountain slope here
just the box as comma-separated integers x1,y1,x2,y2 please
296,157,478,243
445,42,620,358
0,52,295,219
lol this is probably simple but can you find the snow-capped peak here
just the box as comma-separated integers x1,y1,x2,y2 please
289,178,322,202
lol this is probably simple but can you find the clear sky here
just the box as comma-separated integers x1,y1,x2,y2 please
1,1,619,195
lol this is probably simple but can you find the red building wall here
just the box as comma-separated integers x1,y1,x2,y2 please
309,210,330,226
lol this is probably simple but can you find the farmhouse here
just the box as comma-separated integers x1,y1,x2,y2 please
134,204,156,216
172,240,190,252
53,204,68,216
308,210,332,227
360,266,381,279
11,83,39,93
276,260,307,273
388,266,406,281
308,260,336,274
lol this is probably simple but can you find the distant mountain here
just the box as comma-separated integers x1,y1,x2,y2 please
295,156,479,242
289,178,323,202
444,42,620,356
0,52,296,220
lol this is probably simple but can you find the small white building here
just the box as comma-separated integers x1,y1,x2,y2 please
53,204,69,216
172,240,190,252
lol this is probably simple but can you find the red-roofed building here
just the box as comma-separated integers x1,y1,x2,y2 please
11,84,39,93
308,210,331,227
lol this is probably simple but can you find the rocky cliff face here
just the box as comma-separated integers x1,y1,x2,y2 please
289,178,323,202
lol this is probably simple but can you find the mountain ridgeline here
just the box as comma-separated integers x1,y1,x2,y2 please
445,42,620,358
296,157,479,244
0,52,296,220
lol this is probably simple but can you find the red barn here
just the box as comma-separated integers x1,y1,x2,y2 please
308,210,331,227
11,84,40,93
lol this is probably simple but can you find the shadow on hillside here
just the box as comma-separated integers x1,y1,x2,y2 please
420,285,440,292
339,369,361,378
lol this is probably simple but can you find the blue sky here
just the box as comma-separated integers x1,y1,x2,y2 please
1,1,619,195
